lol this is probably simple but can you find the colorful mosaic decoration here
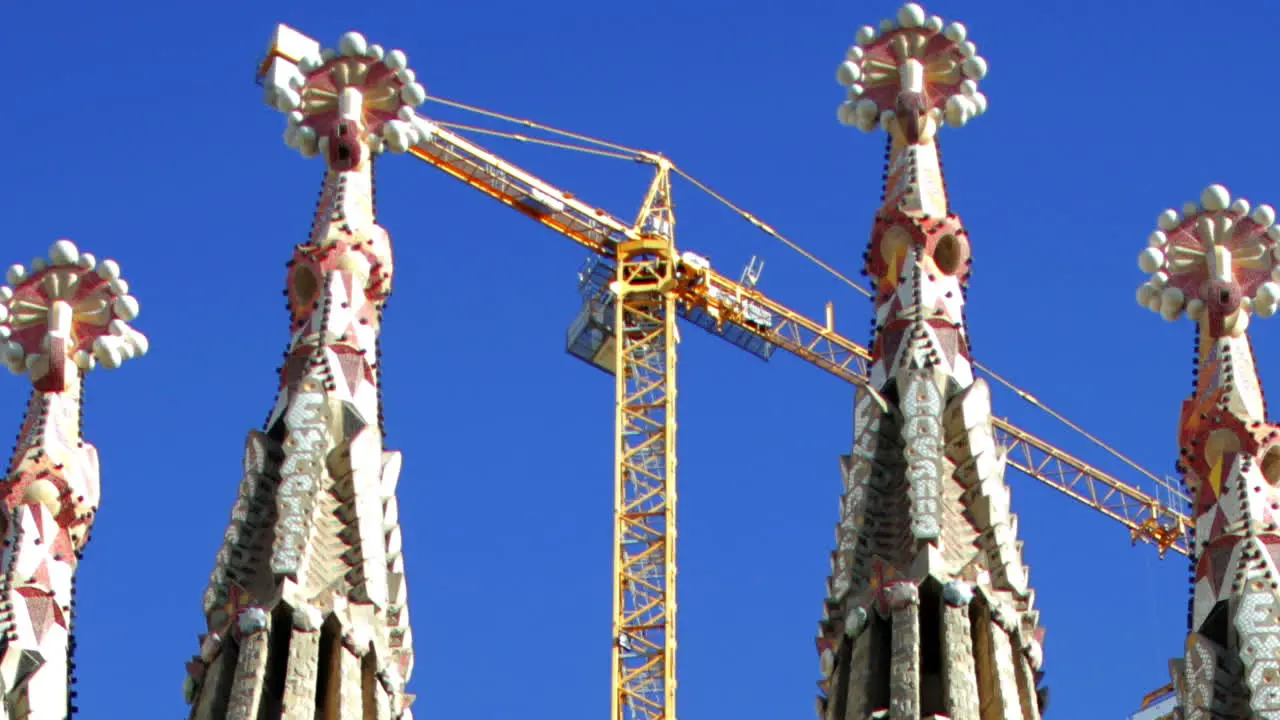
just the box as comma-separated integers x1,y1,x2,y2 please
0,240,146,720
182,28,419,720
1140,184,1280,719
817,5,1047,719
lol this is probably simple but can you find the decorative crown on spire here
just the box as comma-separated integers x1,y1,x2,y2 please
836,2,989,137
263,30,432,160
1,240,147,389
1137,183,1280,334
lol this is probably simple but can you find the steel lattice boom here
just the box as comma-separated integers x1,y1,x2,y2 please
393,119,1192,557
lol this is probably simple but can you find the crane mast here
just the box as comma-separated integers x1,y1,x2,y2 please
612,160,679,720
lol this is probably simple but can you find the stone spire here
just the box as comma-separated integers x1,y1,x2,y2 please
0,240,147,720
1137,184,1280,719
817,4,1047,718
182,27,429,720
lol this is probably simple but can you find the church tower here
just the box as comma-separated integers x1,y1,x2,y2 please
816,5,1048,718
181,27,429,720
0,240,147,719
1136,183,1280,719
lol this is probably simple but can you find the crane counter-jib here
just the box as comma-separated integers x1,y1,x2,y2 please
408,125,635,259
396,117,1193,558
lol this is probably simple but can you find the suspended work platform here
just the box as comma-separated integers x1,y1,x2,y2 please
567,256,778,376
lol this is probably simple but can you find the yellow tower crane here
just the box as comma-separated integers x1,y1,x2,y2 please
259,30,1189,720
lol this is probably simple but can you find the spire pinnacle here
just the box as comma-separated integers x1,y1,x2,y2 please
821,9,1045,718
186,24,416,719
1143,187,1280,716
263,28,431,162
1137,183,1280,334
0,240,145,720
836,3,989,139
852,6,982,389
2,240,147,391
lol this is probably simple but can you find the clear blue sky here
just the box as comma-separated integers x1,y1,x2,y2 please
6,1,1273,717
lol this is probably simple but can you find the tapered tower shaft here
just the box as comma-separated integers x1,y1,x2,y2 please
0,241,147,720
184,27,430,720
818,5,1046,719
1136,184,1280,719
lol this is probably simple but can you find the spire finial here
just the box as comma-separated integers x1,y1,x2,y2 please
1,240,147,391
263,29,432,163
837,3,989,139
1137,183,1280,336
1147,187,1280,716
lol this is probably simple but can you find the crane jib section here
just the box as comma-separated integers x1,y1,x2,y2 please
408,128,631,259
394,113,1189,557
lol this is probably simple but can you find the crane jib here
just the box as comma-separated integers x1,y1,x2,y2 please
400,113,1191,558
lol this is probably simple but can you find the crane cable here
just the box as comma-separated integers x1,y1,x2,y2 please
426,96,1185,504
434,120,637,161
673,167,867,299
428,96,647,156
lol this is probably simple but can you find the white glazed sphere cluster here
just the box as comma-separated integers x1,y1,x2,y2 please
268,31,433,159
1136,184,1280,322
835,3,989,133
0,240,148,376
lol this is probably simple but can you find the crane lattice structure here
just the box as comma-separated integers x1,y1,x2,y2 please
258,21,1192,720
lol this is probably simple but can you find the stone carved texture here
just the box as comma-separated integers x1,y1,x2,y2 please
1139,183,1280,718
818,5,1046,719
184,27,424,720
0,240,147,720
889,589,921,720
902,370,943,541
940,589,980,720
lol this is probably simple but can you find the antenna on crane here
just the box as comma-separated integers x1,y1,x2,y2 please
740,255,764,289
